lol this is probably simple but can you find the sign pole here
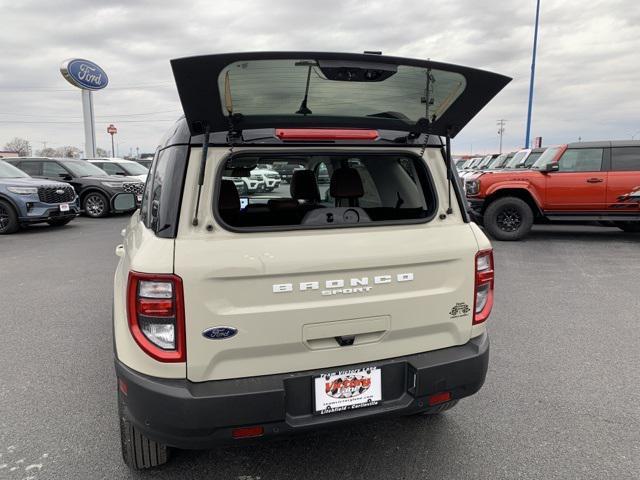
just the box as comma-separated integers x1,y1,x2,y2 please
107,124,118,157
110,133,115,157
81,89,96,158
525,0,541,149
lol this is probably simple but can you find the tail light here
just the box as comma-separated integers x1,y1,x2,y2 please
473,249,494,324
127,272,186,362
276,128,379,141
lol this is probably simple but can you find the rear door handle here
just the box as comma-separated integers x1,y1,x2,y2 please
586,178,604,183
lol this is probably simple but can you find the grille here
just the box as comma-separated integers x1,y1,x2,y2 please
122,182,144,194
38,185,75,203
265,172,280,179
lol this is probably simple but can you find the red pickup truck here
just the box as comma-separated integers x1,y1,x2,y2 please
465,141,640,240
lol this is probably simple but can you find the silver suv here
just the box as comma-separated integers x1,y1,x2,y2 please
113,52,509,469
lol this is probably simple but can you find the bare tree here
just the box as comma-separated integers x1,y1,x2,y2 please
55,146,81,158
4,137,32,157
96,147,109,157
36,147,58,157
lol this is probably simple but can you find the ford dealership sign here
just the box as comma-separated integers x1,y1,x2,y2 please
60,58,108,90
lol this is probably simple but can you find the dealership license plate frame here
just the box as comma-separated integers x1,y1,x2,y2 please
59,203,70,212
313,366,382,415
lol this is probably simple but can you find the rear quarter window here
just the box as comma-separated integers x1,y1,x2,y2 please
611,147,640,171
140,145,188,238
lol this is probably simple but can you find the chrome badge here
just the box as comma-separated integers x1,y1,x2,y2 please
202,327,238,340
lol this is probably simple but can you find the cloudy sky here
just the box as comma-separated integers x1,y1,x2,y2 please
1,0,638,156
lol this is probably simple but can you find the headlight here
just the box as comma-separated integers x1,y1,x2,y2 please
465,180,480,195
101,181,124,188
7,186,38,195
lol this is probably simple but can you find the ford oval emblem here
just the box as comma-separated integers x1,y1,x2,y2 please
60,58,109,90
202,326,238,340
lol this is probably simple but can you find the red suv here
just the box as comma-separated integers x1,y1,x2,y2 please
465,141,640,240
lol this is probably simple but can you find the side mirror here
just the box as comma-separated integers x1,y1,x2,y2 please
58,173,73,181
112,193,136,212
545,163,560,172
115,171,127,176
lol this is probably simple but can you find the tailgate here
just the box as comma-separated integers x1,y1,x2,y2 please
175,224,478,382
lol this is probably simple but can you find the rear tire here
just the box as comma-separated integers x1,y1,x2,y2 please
119,397,169,469
47,217,74,227
484,197,534,241
615,221,640,233
0,200,19,234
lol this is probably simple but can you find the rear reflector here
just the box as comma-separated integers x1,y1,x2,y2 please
427,391,452,406
276,128,379,141
232,426,264,439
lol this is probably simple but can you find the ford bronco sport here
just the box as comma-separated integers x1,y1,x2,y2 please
113,52,509,469
466,141,640,240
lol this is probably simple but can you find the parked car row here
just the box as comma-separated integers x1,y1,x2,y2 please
464,140,640,240
0,157,149,234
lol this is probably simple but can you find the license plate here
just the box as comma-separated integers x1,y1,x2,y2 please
59,203,70,212
314,367,382,415
136,194,143,202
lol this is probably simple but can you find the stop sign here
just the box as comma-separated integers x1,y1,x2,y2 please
107,124,117,134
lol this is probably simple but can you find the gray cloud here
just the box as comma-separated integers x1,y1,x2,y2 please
0,0,638,155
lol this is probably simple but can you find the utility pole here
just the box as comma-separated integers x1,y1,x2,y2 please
525,0,541,149
136,147,140,159
497,119,506,153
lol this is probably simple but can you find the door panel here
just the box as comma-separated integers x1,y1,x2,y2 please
606,147,640,212
544,148,607,211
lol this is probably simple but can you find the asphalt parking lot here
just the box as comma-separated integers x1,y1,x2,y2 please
1,218,639,479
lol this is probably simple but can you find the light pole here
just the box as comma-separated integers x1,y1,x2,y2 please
497,119,506,153
525,0,541,149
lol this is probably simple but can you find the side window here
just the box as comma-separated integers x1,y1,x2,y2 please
611,147,640,171
557,148,603,172
140,146,187,237
42,162,69,177
99,163,125,175
140,151,159,229
17,161,42,176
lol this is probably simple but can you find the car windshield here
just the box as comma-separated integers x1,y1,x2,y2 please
121,162,149,175
506,151,528,168
64,160,110,177
524,151,543,167
0,160,29,178
531,146,562,170
488,154,507,168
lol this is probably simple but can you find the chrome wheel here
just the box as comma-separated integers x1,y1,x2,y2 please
84,194,107,218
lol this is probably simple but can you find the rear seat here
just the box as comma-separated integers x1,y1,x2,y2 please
219,170,332,227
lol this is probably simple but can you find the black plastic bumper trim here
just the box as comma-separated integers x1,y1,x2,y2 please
116,333,489,449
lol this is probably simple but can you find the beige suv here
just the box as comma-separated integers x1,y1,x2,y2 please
113,52,509,469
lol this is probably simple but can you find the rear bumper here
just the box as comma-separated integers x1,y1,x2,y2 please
116,333,489,449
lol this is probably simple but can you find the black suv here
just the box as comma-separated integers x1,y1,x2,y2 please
6,158,144,218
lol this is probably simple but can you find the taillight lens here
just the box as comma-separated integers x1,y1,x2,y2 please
127,272,186,362
474,249,494,324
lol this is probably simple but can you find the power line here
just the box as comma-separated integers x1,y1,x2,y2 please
0,119,178,124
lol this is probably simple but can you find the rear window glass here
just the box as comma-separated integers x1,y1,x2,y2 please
216,153,437,230
219,59,466,124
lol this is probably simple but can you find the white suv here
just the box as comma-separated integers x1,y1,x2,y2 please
113,52,509,469
88,157,149,182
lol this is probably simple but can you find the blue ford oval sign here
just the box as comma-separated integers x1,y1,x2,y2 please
60,58,108,90
202,326,238,340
